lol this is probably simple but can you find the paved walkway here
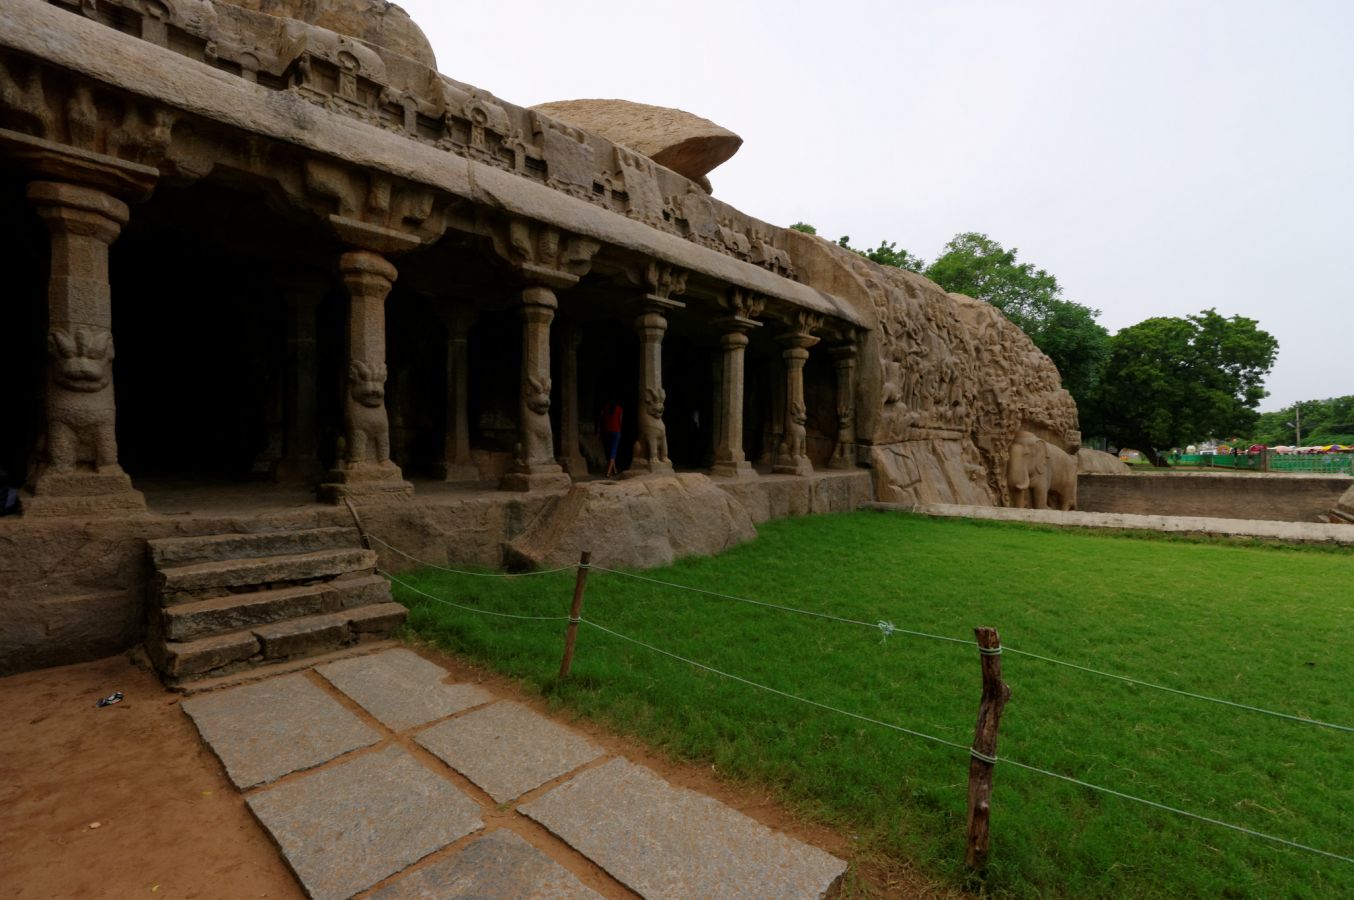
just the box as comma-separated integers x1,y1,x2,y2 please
181,649,845,899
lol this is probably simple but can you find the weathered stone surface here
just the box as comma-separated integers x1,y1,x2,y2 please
1079,472,1351,523
157,629,261,677
348,600,409,634
317,648,490,730
889,502,1354,545
162,581,330,641
0,589,141,677
504,473,756,570
1078,447,1132,474
253,611,351,659
532,99,742,188
148,526,360,568
519,758,846,899
370,830,601,900
181,674,380,788
247,745,482,900
220,0,437,68
416,702,604,802
1333,484,1354,524
155,548,377,601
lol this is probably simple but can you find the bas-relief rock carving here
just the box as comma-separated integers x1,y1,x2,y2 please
1006,431,1078,511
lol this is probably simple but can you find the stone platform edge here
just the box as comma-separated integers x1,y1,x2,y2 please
863,501,1354,546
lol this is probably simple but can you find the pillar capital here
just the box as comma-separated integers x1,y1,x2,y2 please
715,287,766,332
491,217,600,290
27,182,129,242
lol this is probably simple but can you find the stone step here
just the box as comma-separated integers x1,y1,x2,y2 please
154,601,408,682
154,548,378,604
162,574,391,642
147,526,360,568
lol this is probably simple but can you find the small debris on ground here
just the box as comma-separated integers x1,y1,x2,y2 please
96,692,124,708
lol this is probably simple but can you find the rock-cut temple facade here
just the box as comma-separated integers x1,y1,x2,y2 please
0,0,1083,675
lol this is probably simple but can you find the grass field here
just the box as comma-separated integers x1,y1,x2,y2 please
389,512,1353,898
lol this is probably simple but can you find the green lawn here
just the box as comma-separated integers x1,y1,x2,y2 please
390,512,1353,898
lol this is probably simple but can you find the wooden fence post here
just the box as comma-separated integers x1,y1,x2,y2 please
966,626,1012,871
558,551,592,679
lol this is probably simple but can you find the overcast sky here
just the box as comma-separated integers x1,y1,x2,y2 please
398,0,1351,411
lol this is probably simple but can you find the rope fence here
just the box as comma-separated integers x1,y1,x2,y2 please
366,529,1353,871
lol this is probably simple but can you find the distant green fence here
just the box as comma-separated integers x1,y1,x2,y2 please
1172,454,1352,475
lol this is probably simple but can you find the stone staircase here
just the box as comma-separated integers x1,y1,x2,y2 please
145,526,406,685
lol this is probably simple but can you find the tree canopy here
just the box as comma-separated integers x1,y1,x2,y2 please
922,233,1109,411
786,223,1279,452
1251,395,1354,446
1089,310,1278,457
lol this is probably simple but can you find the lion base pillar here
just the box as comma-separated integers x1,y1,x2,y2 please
26,181,145,517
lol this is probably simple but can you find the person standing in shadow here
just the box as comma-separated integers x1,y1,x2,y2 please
599,399,623,477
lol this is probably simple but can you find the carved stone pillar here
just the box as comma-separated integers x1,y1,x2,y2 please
274,277,325,484
626,263,686,478
557,324,588,477
501,286,572,492
488,218,600,492
773,313,823,476
828,342,858,469
711,290,763,478
25,181,145,516
318,251,413,502
436,306,478,482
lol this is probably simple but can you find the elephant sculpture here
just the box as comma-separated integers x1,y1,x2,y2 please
1006,430,1078,511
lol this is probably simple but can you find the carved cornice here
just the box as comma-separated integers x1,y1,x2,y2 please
303,158,434,253
488,217,600,290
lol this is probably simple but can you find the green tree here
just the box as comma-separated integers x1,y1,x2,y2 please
834,235,927,273
1091,310,1278,463
788,221,817,235
1251,396,1354,445
922,232,1109,410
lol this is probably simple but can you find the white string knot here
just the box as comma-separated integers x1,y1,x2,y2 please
877,620,896,642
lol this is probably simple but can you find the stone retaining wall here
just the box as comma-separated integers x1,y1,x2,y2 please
1077,473,1351,523
0,471,872,676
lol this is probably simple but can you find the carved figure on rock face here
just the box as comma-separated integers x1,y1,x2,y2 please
780,400,808,462
633,387,669,466
345,359,391,466
46,327,119,472
514,374,554,468
1006,430,1077,511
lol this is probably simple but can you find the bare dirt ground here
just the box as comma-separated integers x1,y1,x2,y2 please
1,646,949,899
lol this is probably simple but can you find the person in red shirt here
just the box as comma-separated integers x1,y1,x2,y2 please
599,401,623,477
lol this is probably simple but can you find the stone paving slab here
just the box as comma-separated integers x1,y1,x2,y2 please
369,829,602,899
181,673,380,788
317,648,492,731
519,758,847,899
416,701,605,803
247,745,483,900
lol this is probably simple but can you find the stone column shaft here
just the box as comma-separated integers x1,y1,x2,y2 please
773,333,819,476
627,305,675,476
319,250,413,502
557,325,588,477
828,344,858,469
501,286,571,491
25,181,145,515
438,307,477,482
712,327,756,478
